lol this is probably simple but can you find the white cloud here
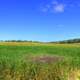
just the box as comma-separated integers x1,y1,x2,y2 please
40,1,80,14
53,3,64,13
41,2,65,13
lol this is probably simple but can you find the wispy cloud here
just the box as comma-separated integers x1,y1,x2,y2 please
41,1,65,14
41,5,50,12
40,0,80,14
53,3,65,13
51,1,65,13
56,24,64,27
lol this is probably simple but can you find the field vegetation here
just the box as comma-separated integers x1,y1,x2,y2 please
0,41,80,80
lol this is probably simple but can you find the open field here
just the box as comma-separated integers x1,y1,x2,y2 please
0,42,80,80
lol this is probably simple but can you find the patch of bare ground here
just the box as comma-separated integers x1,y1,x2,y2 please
31,55,64,63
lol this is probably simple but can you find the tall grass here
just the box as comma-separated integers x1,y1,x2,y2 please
0,43,80,80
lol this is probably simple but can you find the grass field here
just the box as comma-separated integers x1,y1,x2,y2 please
0,42,80,80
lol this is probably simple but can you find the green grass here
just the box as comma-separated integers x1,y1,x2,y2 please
0,43,80,80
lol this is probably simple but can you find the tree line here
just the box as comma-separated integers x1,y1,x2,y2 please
55,38,80,43
0,40,40,43
0,38,80,43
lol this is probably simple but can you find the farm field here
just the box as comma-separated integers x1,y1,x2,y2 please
0,42,80,80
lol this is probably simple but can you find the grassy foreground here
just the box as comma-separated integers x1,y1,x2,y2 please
0,42,80,80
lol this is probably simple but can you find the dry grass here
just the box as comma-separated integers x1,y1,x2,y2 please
0,42,80,47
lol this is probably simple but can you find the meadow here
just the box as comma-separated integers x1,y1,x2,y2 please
0,42,80,80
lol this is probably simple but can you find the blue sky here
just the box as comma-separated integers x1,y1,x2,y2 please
0,0,80,42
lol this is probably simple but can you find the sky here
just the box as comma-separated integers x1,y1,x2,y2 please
0,0,80,42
